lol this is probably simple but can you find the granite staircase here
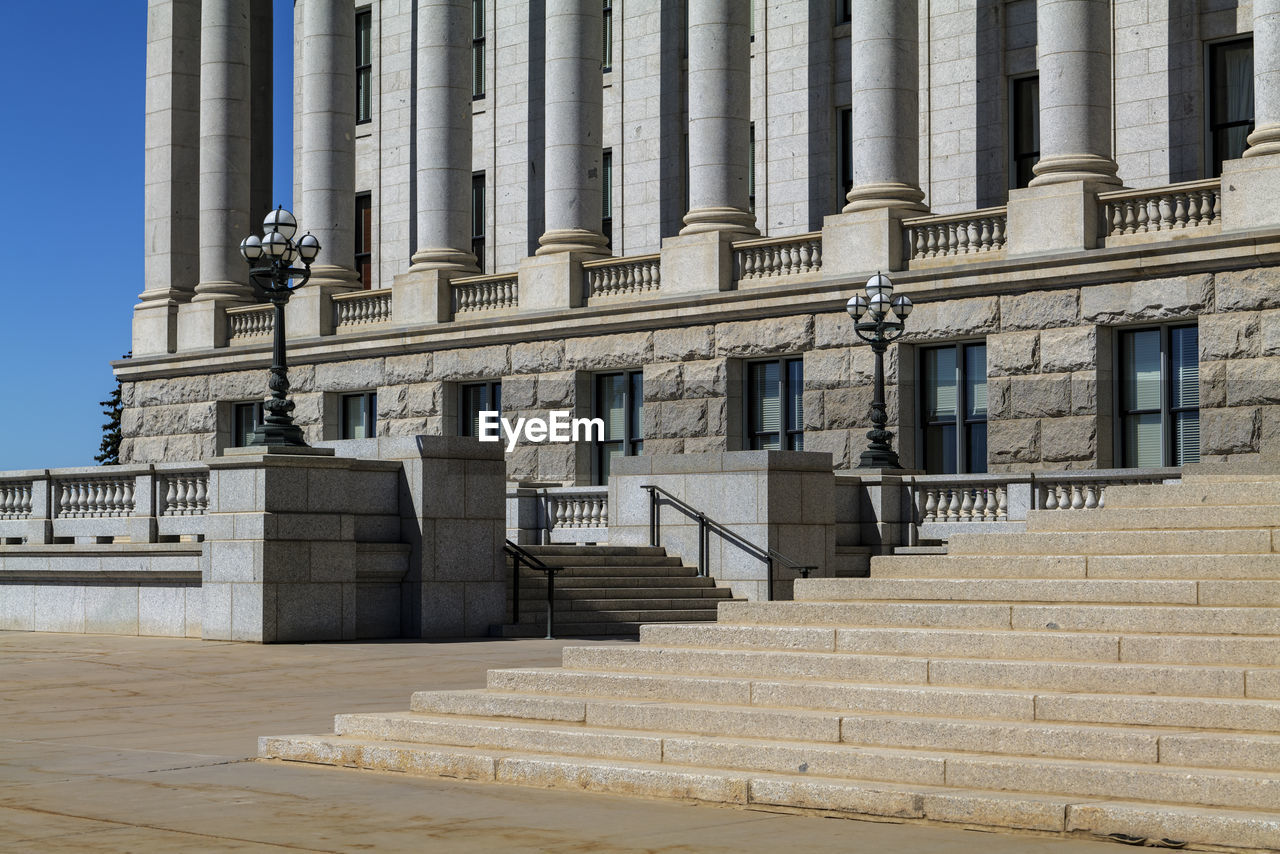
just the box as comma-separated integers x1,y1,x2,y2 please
491,545,736,637
262,470,1280,852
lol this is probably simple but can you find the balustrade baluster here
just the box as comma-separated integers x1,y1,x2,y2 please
922,489,937,522
959,488,975,520
971,488,987,521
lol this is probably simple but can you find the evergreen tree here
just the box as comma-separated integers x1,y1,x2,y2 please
95,355,129,466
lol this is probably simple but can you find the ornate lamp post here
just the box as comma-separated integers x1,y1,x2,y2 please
238,207,321,447
846,272,913,469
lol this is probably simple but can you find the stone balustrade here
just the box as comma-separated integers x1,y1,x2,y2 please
333,289,393,329
452,273,519,315
916,480,1010,523
55,475,137,518
0,480,33,520
547,488,608,531
506,485,609,545
1035,470,1180,511
1099,179,1221,242
903,208,1008,264
226,304,274,342
583,254,662,299
159,472,210,516
733,233,823,283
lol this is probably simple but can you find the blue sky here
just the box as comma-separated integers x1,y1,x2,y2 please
0,1,294,471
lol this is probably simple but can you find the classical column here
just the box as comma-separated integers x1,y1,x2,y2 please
1028,0,1119,187
1246,0,1280,157
192,0,254,302
536,0,608,255
844,0,926,212
299,0,360,285
409,0,479,272
134,0,201,356
681,0,757,236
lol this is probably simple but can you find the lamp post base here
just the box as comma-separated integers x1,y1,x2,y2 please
248,422,308,448
857,447,903,470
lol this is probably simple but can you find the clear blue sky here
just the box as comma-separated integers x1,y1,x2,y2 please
0,1,294,471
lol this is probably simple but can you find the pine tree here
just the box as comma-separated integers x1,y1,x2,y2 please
95,355,129,466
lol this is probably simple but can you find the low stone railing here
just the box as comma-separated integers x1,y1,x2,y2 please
903,207,1008,263
1034,469,1180,512
1099,178,1221,241
583,254,662,299
915,478,1012,524
733,233,823,283
226,304,274,343
452,273,519,315
0,464,211,545
333,289,392,330
507,485,609,545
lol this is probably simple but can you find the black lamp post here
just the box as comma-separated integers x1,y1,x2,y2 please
847,272,913,469
238,206,321,447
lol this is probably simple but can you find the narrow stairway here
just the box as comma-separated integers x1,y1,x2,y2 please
492,545,737,637
262,468,1280,852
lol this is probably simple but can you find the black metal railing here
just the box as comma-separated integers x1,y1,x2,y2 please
640,485,816,601
504,540,563,639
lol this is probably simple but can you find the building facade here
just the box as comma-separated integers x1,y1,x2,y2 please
124,0,1280,484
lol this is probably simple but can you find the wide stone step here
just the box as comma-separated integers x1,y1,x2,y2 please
513,585,732,600
1026,505,1280,532
794,577,1204,605
545,649,1253,698
1106,481,1280,509
491,621,691,638
517,575,716,589
947,528,1273,556
259,733,1280,850
512,558,692,570
518,546,669,558
872,553,1280,580
512,607,727,623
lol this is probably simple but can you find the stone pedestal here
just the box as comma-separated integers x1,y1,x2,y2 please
176,299,233,351
849,469,923,548
658,232,734,295
518,252,586,311
821,208,913,275
132,301,180,357
286,283,348,339
608,451,836,601
392,268,455,324
1222,153,1280,232
1005,182,1101,255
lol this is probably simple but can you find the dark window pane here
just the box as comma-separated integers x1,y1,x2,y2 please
1011,76,1040,189
925,424,957,475
1209,39,1254,174
966,422,988,474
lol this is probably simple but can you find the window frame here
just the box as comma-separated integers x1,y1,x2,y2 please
231,401,265,448
458,380,501,438
746,357,804,451
356,9,372,124
1206,36,1255,178
355,192,372,288
471,0,485,100
917,341,988,475
838,106,853,209
1008,73,1040,190
1116,323,1200,468
602,0,614,73
593,370,643,485
471,171,486,273
339,391,377,440
748,122,757,214
602,148,613,249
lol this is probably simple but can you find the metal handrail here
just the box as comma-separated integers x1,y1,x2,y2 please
503,539,562,639
640,485,817,601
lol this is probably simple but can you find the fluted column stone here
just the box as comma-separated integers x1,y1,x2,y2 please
409,0,479,272
536,0,608,255
1246,0,1280,157
1028,0,1119,187
681,0,756,236
843,0,926,212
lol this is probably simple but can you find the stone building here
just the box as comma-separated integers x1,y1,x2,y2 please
124,0,1280,483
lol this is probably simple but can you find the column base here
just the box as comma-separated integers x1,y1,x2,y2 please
658,231,735,295
680,206,759,238
843,183,927,214
131,297,181,356
821,207,918,276
392,267,458,324
1243,124,1280,159
1028,154,1121,189
535,228,610,256
304,264,363,290
1005,181,1102,255
408,247,479,274
1221,151,1280,231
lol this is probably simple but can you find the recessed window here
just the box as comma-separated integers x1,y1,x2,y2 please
472,172,485,273
341,392,377,439
1208,38,1254,176
747,358,803,451
595,370,643,484
356,10,372,123
460,381,501,437
920,343,988,474
472,0,485,99
602,0,613,72
748,122,757,214
232,401,264,448
838,107,852,208
1010,75,1039,189
602,149,613,249
355,193,372,288
1119,325,1200,467
838,0,851,24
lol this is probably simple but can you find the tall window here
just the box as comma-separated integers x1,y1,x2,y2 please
602,149,613,249
1209,38,1254,176
356,10,372,123
472,0,485,99
471,172,485,273
1120,325,1200,467
595,371,643,483
1010,75,1039,189
838,0,851,23
355,193,372,288
232,401,264,448
748,358,803,450
838,107,853,208
921,343,988,474
748,122,757,214
602,0,613,72
460,381,501,437
341,392,377,439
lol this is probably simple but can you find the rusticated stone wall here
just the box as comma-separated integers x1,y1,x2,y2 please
120,269,1280,479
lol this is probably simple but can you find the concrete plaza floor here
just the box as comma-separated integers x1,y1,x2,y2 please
0,631,1120,853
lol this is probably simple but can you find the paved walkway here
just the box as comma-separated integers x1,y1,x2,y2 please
0,631,1119,853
